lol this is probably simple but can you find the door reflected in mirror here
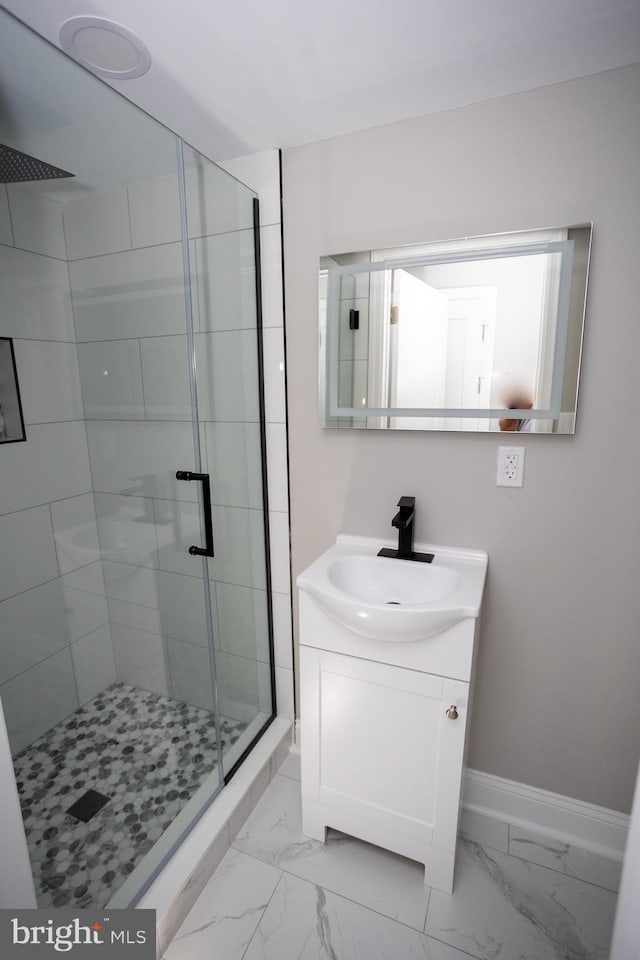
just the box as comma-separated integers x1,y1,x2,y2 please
319,224,592,433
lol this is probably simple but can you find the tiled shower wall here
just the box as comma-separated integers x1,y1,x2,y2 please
0,149,293,758
0,185,114,755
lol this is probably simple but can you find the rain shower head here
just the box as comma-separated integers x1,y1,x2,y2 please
0,143,74,183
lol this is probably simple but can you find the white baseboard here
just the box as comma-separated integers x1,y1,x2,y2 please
292,719,628,864
463,768,629,860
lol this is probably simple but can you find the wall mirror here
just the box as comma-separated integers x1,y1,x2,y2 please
319,224,592,433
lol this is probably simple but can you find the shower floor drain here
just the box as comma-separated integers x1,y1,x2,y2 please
66,788,110,823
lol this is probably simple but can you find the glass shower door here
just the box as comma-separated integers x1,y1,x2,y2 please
181,143,275,779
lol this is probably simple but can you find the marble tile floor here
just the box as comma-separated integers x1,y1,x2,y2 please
164,752,617,960
12,682,247,910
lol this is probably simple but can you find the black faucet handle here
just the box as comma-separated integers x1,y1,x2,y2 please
392,496,415,531
380,495,433,563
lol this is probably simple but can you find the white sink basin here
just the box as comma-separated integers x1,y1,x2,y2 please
328,555,461,605
297,535,487,642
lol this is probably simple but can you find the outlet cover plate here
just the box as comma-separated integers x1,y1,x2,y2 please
497,445,525,487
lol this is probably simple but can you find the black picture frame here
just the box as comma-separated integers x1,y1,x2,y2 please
0,337,26,443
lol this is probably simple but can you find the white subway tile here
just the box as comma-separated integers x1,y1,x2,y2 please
195,330,260,422
275,666,295,720
77,340,145,420
13,340,83,425
61,560,105,597
63,188,131,259
185,163,252,238
86,420,198,501
156,569,208,646
108,597,162,635
271,591,293,670
140,335,191,421
265,422,288,513
208,506,267,590
0,422,91,516
94,492,159,568
257,656,274,714
268,510,291,595
259,225,283,328
111,623,169,696
71,624,116,705
0,647,78,755
262,327,286,423
102,559,158,608
62,583,109,641
128,174,181,248
166,637,214,711
215,650,260,722
215,582,269,662
70,243,186,341
8,188,66,260
0,579,76,684
154,499,202,577
0,245,73,341
0,507,58,602
51,492,100,574
194,231,256,333
204,421,263,509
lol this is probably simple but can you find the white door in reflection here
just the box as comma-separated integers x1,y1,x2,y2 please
390,271,448,429
442,286,497,431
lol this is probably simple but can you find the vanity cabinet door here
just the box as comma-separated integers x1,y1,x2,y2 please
300,646,469,864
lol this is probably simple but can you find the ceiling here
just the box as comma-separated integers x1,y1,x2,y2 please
2,0,640,162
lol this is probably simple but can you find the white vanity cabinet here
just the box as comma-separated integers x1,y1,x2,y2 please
297,535,487,895
300,647,470,892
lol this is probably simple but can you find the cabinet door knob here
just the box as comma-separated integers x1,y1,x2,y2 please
446,705,459,720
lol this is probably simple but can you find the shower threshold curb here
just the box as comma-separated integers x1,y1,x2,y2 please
134,716,292,959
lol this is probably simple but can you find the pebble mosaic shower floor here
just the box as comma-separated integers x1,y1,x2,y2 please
12,682,247,909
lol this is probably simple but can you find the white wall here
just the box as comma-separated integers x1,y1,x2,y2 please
282,63,640,814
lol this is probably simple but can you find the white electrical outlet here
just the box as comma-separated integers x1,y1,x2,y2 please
497,446,525,487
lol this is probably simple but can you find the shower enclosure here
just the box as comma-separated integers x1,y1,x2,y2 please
0,9,275,909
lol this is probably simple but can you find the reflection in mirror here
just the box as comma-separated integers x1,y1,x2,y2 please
319,225,592,433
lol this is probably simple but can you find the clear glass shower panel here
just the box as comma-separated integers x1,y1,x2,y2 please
182,143,275,775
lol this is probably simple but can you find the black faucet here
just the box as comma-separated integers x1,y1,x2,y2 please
392,496,415,559
378,496,434,563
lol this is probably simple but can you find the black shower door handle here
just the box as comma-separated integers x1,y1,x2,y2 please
175,471,215,557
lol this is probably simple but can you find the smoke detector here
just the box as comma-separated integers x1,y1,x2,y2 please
59,16,151,79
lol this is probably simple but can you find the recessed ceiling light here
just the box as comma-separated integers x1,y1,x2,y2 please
59,16,151,80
